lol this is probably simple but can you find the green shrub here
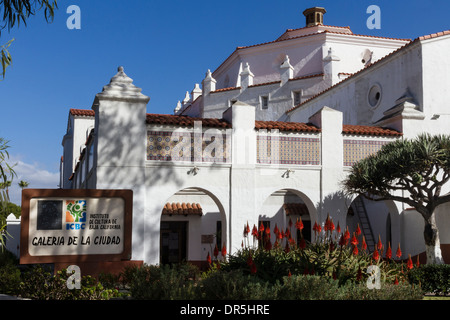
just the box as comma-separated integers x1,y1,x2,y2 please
196,269,275,300
0,263,21,295
128,263,199,300
408,264,450,295
18,265,120,300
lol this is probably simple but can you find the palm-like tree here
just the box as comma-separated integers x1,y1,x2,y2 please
343,133,450,264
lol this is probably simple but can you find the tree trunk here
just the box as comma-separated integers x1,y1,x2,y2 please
424,212,444,264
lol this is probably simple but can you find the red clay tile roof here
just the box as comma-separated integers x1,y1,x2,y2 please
162,202,203,216
70,108,95,117
283,203,309,216
146,113,231,128
255,121,320,133
342,124,402,137
67,109,400,135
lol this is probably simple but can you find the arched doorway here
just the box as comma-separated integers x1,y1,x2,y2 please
160,187,226,267
346,195,397,252
260,188,316,247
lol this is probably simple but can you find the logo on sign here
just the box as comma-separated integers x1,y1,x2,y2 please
66,200,86,230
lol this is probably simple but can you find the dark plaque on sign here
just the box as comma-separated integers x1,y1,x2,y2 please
37,200,63,230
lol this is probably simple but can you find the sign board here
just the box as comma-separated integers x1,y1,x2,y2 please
20,189,133,264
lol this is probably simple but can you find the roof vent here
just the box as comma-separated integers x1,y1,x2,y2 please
303,7,326,27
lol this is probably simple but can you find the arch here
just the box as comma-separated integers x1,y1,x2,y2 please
159,186,227,268
259,188,318,246
346,195,400,252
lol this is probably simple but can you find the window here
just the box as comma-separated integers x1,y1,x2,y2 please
293,91,301,106
261,96,269,109
368,84,382,107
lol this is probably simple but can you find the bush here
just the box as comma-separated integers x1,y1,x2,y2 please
408,264,450,295
128,263,199,300
18,265,120,300
196,269,274,300
276,275,422,300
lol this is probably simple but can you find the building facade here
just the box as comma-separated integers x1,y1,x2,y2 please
59,8,450,267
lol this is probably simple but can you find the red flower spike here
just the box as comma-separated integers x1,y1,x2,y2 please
352,245,358,256
259,221,264,233
396,243,402,259
407,254,413,270
252,225,258,237
355,223,361,236
339,234,346,247
221,244,227,257
336,222,341,235
361,236,367,251
377,235,383,251
350,233,358,246
299,237,306,249
284,241,290,253
386,242,392,259
372,249,380,261
295,217,304,231
265,225,270,235
394,276,399,285
273,223,279,235
344,227,350,245
206,252,212,265
213,244,219,258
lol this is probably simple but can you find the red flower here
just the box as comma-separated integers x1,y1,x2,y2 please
407,254,413,270
377,235,383,251
299,237,306,249
361,236,367,251
352,245,358,256
285,228,291,239
396,243,402,259
386,242,392,259
324,214,335,232
313,222,322,233
250,262,257,274
264,239,272,251
284,242,290,253
394,276,399,285
339,234,346,246
206,252,211,264
244,222,250,237
213,244,219,258
372,249,380,261
344,227,350,245
295,217,304,231
221,244,227,257
350,233,358,246
273,223,279,236
252,225,258,237
336,221,341,235
259,221,265,233
355,223,361,236
265,225,271,235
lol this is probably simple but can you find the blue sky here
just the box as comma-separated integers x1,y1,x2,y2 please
1,0,450,204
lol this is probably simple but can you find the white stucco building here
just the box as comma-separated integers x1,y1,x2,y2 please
58,7,450,267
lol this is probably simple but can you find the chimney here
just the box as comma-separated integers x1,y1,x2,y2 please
303,7,326,27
